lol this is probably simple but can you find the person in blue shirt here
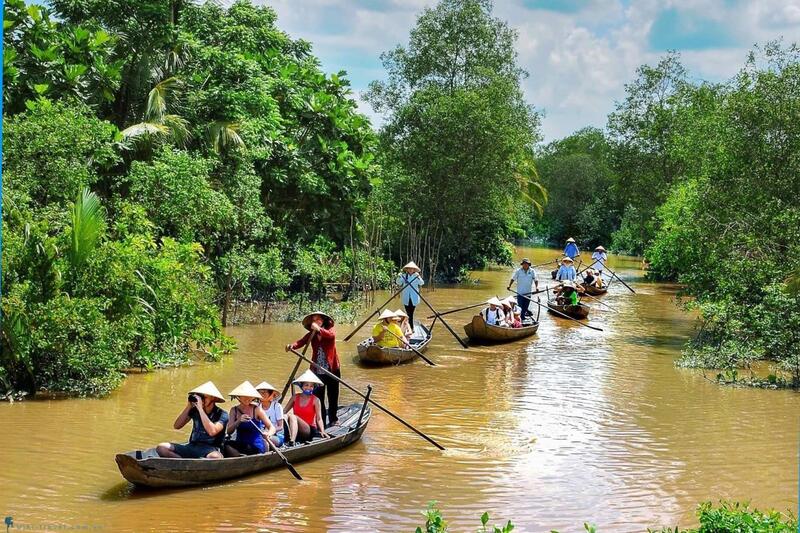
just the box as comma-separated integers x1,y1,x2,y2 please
396,261,425,328
506,258,538,319
555,256,577,281
563,237,580,260
591,245,608,275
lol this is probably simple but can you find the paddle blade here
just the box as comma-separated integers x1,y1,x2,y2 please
285,461,303,481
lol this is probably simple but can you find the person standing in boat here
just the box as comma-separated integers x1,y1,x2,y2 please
397,261,425,328
591,245,608,276
286,311,341,427
371,309,408,348
285,370,330,445
256,381,285,447
507,257,538,319
156,381,229,459
563,237,580,260
481,297,506,326
224,381,276,457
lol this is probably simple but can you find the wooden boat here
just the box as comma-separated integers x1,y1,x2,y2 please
463,314,539,344
357,324,432,365
115,403,370,488
547,300,590,320
581,283,608,296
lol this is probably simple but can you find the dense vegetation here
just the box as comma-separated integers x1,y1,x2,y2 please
415,500,797,532
1,0,543,396
535,46,800,386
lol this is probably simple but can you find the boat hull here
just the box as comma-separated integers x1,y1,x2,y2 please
581,284,607,296
547,302,590,320
463,315,539,344
115,403,370,488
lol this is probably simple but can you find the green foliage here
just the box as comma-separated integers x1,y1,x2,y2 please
414,502,515,533
653,501,798,532
67,188,106,270
366,0,542,278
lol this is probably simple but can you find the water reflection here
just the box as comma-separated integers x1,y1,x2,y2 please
0,247,797,532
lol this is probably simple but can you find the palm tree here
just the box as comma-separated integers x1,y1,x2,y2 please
67,188,105,269
120,76,190,150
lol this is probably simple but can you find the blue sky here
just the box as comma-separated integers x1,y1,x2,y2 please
233,1,794,140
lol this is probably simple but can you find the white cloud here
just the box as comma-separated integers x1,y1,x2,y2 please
255,0,800,141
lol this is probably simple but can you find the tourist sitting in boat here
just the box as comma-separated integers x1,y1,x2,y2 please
394,308,414,337
482,297,506,326
286,311,340,427
502,297,523,328
555,256,577,281
371,309,408,348
556,281,580,306
156,381,229,459
583,268,597,287
285,370,330,445
256,381,285,447
224,381,276,457
563,237,580,260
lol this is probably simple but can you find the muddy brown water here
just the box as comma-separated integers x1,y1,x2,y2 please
1,246,798,532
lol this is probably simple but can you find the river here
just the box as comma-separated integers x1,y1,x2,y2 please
1,246,797,532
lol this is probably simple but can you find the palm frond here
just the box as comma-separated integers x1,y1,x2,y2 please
145,76,182,122
68,188,105,269
207,120,245,153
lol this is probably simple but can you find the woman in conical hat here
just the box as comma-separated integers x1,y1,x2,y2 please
256,381,285,447
555,256,577,281
224,381,276,457
285,369,329,445
591,245,608,274
155,381,228,459
286,310,341,427
563,237,580,260
394,308,414,337
371,309,408,348
397,260,425,329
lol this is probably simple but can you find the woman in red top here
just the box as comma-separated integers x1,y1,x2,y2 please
285,370,329,445
285,311,341,426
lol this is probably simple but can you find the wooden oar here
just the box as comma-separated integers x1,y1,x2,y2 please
344,275,419,341
281,331,316,401
604,266,636,294
287,347,445,450
381,326,436,366
509,288,603,332
407,283,468,349
533,258,559,268
250,421,302,480
424,288,548,319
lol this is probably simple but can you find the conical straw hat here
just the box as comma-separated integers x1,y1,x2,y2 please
566,237,576,243
301,311,334,330
378,309,397,320
595,245,606,252
293,369,323,387
228,380,261,399
562,256,574,263
402,261,421,273
394,308,408,318
254,381,278,392
188,381,226,402
486,297,504,307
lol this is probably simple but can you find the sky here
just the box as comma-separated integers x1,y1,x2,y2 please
258,0,800,142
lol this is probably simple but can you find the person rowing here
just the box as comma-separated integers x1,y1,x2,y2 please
286,311,340,427
285,370,330,445
371,309,408,348
256,381,285,447
563,237,580,260
506,257,538,319
156,381,228,459
591,245,608,275
555,256,577,281
481,297,506,326
397,261,425,328
224,381,276,457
